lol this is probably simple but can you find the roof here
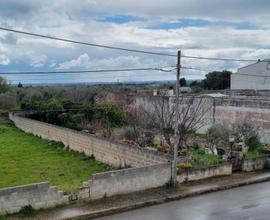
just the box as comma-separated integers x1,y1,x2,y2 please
202,93,228,98
238,59,270,71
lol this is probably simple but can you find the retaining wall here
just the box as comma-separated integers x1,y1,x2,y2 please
78,163,171,200
242,155,270,172
9,113,168,168
177,163,232,183
0,182,68,215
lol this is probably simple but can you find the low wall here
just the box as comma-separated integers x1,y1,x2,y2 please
177,163,232,183
242,155,270,172
0,182,68,215
78,163,171,200
9,113,168,168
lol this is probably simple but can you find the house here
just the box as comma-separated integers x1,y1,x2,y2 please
231,59,270,90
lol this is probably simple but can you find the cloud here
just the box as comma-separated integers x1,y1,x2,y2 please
0,33,17,44
0,54,10,65
0,0,269,84
57,53,170,70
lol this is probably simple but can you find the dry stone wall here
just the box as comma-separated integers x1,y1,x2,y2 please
0,182,68,215
9,113,168,168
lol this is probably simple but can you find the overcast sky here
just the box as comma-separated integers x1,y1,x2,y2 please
0,0,270,84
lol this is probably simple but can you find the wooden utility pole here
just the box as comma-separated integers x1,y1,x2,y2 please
171,50,181,187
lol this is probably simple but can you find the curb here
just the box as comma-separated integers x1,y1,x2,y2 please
65,175,270,220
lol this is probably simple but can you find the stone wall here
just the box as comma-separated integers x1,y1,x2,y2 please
9,113,168,168
0,182,68,215
78,163,171,200
177,163,232,183
242,155,270,172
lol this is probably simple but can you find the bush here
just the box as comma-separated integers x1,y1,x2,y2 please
177,163,193,174
232,122,262,151
19,205,35,215
206,123,231,153
206,122,262,153
143,131,155,146
124,128,140,141
0,92,16,110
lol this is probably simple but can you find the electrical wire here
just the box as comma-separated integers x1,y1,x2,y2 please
181,55,258,62
0,67,168,75
7,72,175,82
0,27,176,57
0,26,261,62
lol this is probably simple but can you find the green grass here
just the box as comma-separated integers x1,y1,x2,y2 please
190,148,224,169
244,150,265,159
0,122,108,193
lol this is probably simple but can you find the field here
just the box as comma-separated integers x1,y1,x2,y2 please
0,122,108,193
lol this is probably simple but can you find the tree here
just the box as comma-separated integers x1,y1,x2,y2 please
17,82,23,88
143,94,211,149
143,95,175,147
202,71,231,90
179,78,187,87
0,76,10,94
190,80,199,87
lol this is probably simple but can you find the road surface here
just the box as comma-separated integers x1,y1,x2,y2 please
96,181,270,220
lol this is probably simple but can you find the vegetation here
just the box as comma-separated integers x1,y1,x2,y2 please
177,162,193,174
190,148,224,169
190,71,232,91
201,71,231,90
0,122,108,193
21,98,127,136
206,122,262,155
244,150,264,159
0,76,10,94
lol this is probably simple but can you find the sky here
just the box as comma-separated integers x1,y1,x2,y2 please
0,0,270,84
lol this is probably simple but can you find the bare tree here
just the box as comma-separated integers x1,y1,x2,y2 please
142,94,212,149
126,104,154,146
176,96,212,148
143,95,175,146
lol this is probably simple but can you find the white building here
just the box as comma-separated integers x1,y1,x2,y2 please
231,59,270,90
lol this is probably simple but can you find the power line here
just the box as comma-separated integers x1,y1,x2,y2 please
0,27,176,57
181,54,258,62
183,66,270,78
0,26,261,62
0,67,164,75
7,72,175,82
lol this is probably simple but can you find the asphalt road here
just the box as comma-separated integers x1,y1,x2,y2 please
95,181,270,220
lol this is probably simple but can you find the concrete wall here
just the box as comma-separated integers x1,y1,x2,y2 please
0,182,68,215
177,163,232,183
9,113,168,168
78,163,171,200
79,163,232,201
242,155,270,172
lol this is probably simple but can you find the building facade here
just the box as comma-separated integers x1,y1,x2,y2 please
231,60,270,90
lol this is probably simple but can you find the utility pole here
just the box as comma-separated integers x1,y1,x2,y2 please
171,50,181,187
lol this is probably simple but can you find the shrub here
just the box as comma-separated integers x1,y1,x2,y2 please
232,122,262,151
124,128,140,141
143,131,155,146
0,92,16,110
19,205,35,215
177,163,193,174
206,123,231,153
